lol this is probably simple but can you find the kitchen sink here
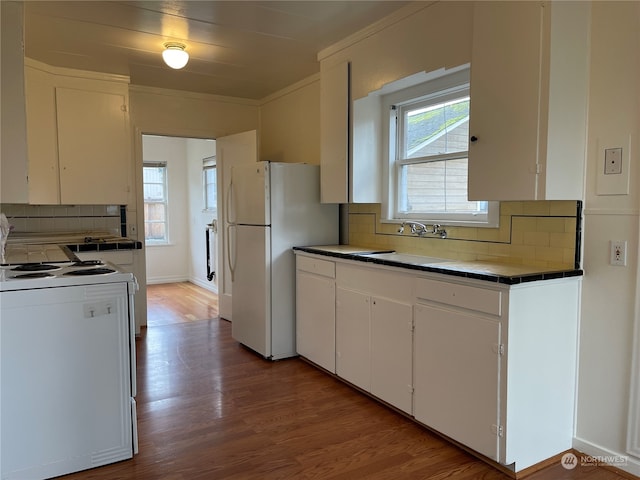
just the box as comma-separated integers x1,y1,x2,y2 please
357,252,448,266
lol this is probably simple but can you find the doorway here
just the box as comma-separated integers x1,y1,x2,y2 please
141,134,219,324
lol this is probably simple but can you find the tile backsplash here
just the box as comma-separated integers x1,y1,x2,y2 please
0,204,125,236
348,201,581,269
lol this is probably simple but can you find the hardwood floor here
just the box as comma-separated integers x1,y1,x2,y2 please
146,282,219,326
60,283,631,480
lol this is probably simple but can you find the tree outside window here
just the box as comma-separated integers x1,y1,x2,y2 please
143,162,168,243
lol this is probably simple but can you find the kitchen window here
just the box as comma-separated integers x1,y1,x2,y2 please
383,68,498,227
143,162,169,244
203,156,217,213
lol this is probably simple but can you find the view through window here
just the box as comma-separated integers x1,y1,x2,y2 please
143,162,168,243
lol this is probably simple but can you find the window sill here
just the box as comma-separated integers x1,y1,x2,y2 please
145,242,174,247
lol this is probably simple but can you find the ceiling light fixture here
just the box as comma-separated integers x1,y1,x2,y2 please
162,42,189,69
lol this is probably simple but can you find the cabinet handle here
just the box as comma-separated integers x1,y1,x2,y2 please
470,135,478,143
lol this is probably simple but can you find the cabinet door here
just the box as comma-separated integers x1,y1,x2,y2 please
0,1,28,203
56,87,130,204
414,304,501,461
336,287,370,391
320,61,349,204
296,271,336,373
371,297,413,414
25,64,60,204
467,1,546,201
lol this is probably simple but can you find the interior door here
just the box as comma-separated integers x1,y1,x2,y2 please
216,130,258,321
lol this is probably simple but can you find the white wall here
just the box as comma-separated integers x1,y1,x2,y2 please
142,135,190,283
186,138,217,291
574,2,640,475
260,75,321,165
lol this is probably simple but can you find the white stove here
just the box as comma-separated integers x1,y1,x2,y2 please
0,259,134,291
1,257,138,479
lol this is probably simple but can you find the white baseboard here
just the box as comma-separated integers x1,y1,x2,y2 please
146,275,189,285
573,437,640,477
190,277,218,293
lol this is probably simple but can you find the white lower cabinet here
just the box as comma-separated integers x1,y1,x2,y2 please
413,304,501,461
335,263,414,414
335,288,413,414
370,297,413,413
336,287,371,391
294,251,580,473
295,255,337,372
296,272,336,372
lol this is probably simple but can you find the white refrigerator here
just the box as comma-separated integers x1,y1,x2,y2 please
227,161,338,359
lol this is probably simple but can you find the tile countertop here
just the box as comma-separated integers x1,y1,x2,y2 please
293,245,583,285
7,232,142,253
3,232,143,265
3,243,76,264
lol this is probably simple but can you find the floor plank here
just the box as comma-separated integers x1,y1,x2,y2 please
59,282,632,480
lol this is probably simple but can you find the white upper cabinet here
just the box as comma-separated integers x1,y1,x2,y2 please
25,60,131,205
468,1,589,201
320,61,349,204
25,63,59,204
319,60,382,204
1,1,29,204
56,87,130,204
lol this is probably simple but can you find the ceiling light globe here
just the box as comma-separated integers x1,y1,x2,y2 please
162,43,189,69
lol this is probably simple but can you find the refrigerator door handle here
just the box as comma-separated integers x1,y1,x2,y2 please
226,180,235,226
227,223,236,282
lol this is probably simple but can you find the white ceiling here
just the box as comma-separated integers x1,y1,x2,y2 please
24,1,412,100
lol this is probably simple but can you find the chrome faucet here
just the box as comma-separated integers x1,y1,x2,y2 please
432,224,448,239
398,221,447,239
398,221,428,236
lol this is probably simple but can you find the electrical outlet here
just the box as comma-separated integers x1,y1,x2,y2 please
610,240,627,266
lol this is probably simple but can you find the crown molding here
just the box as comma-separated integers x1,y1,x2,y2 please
24,57,130,84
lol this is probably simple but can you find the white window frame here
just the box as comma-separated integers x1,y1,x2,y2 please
202,155,217,213
143,161,169,245
381,67,498,228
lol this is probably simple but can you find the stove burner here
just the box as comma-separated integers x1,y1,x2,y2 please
64,267,116,276
13,272,55,279
72,260,104,267
11,264,62,272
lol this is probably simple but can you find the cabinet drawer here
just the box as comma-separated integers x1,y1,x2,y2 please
415,277,502,316
296,255,335,278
